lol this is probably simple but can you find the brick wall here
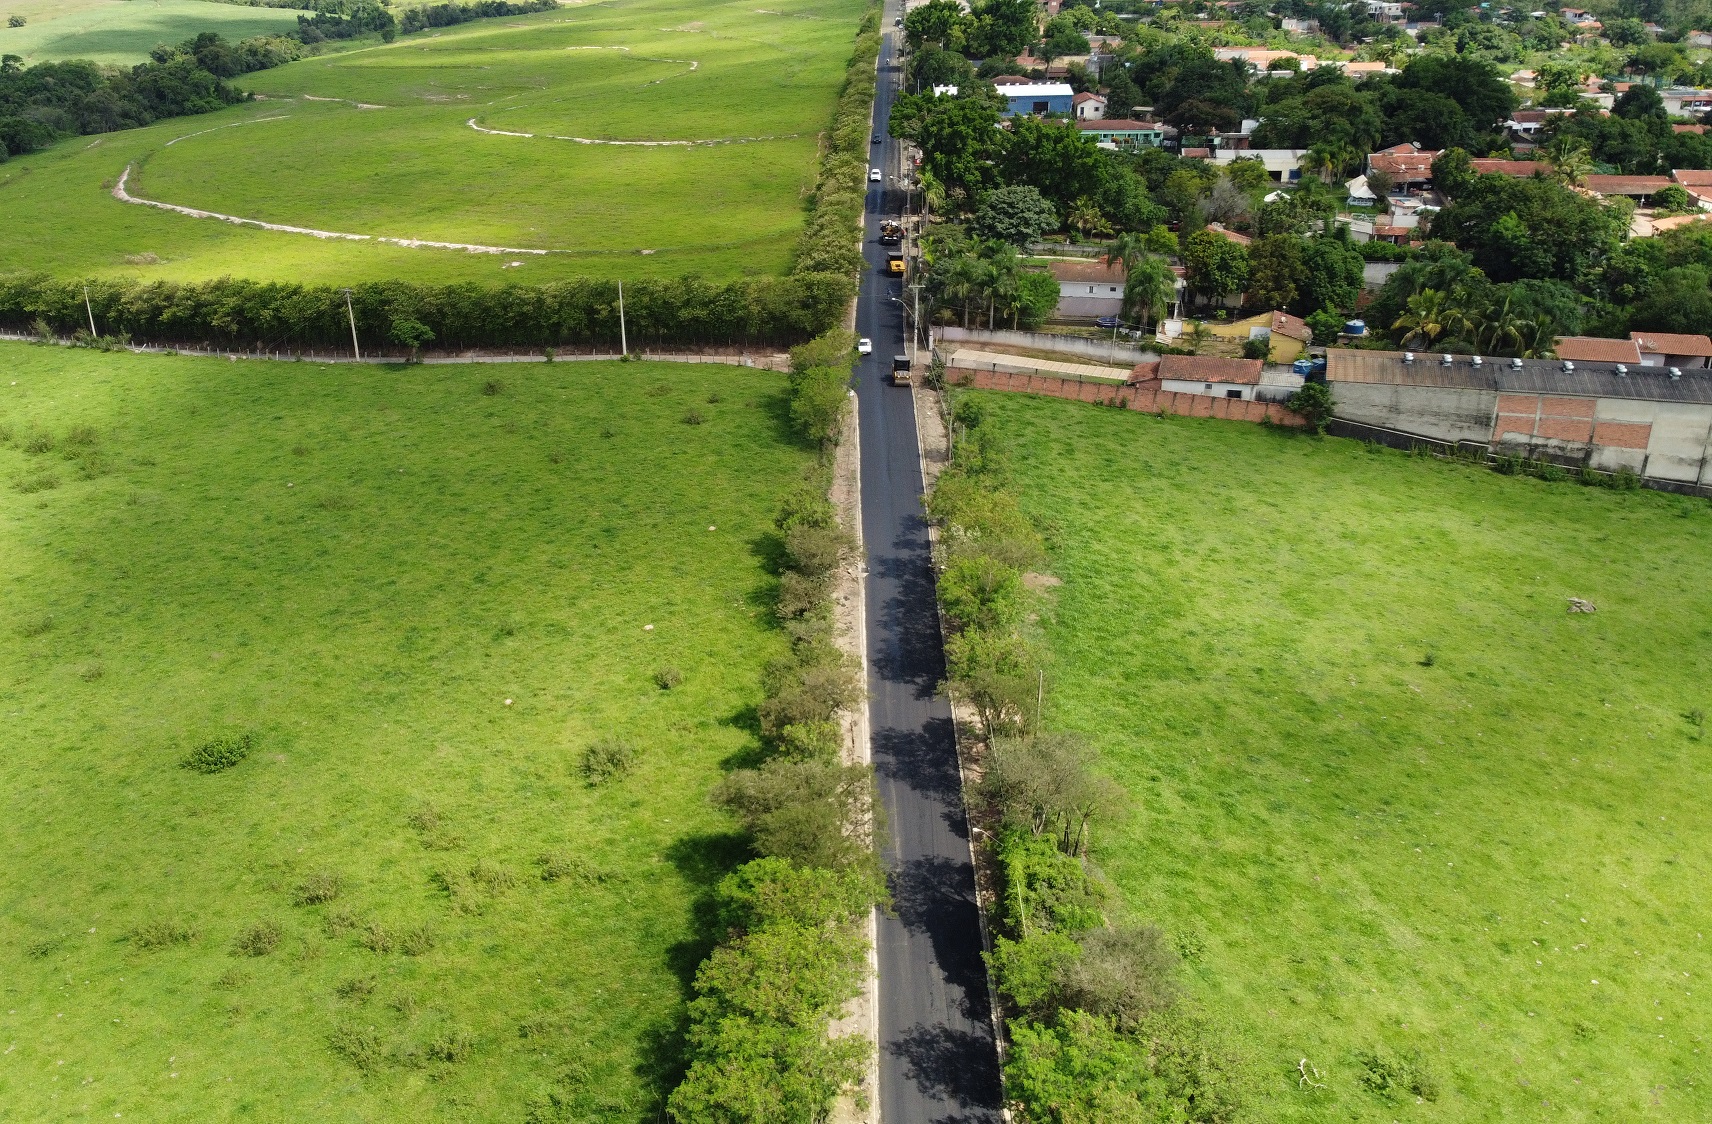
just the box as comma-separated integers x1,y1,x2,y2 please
949,368,1306,427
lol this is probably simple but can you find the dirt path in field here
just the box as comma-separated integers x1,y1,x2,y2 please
464,117,799,145
111,166,553,256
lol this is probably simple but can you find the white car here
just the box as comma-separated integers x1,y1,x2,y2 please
857,338,873,355
869,168,882,182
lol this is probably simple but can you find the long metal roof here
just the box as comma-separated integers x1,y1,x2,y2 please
1326,348,1712,405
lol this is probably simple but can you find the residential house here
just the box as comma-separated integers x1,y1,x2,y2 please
1367,143,1440,191
1470,157,1551,177
1198,310,1313,362
1584,174,1673,199
1325,348,1712,490
1211,47,1319,71
1048,259,1125,319
1674,124,1709,135
1554,336,1643,364
1181,146,1214,159
1505,109,1571,140
1337,60,1395,80
1204,222,1252,246
1072,91,1106,120
1213,148,1307,181
1631,331,1712,369
1076,119,1165,149
1688,29,1712,47
1155,354,1268,401
998,82,1075,117
931,84,959,96
1280,16,1319,32
1660,87,1712,116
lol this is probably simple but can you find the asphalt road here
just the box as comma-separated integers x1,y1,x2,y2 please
856,13,1005,1122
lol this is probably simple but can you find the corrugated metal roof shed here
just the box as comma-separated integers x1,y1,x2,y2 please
1326,349,1712,404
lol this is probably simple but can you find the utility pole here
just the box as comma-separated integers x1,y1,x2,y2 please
617,280,628,357
83,286,97,338
910,282,924,357
342,288,361,361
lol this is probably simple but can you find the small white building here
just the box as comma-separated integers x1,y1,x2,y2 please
1213,148,1307,181
1072,91,1106,120
1155,354,1268,401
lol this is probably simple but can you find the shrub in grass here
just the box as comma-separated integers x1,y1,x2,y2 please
328,1024,385,1071
1357,1045,1439,1102
425,1027,474,1064
361,922,393,954
21,430,55,455
399,924,436,957
682,409,705,425
215,967,250,989
481,379,505,396
180,732,254,774
130,918,196,949
653,665,683,691
323,907,359,937
1612,465,1642,490
13,469,59,493
408,802,463,849
26,935,65,959
291,870,343,906
469,858,516,894
335,976,376,1003
79,663,104,681
646,383,672,397
536,851,601,884
18,614,53,638
580,738,638,785
231,920,282,957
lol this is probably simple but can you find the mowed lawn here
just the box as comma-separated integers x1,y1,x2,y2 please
0,342,813,1122
0,0,306,66
0,0,864,285
971,392,1712,1123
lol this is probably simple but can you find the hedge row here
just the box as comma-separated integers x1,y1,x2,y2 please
791,2,881,278
0,272,854,353
666,330,878,1123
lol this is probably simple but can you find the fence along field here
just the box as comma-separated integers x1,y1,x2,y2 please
0,0,866,285
0,341,822,1121
969,392,1712,1122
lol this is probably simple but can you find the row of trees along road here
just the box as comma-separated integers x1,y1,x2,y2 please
925,395,1251,1122
665,330,882,1124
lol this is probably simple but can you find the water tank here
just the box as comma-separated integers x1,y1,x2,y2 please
1344,319,1368,337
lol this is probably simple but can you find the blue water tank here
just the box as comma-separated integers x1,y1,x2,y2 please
1344,319,1367,336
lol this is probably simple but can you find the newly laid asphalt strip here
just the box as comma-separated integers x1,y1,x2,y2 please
854,10,1006,1121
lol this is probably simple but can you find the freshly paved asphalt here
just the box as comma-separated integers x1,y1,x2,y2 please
855,13,1005,1122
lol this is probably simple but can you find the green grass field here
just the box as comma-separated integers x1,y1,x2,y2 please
0,341,815,1122
0,0,864,285
0,0,306,65
972,392,1712,1122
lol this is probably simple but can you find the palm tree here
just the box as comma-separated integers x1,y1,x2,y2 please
1103,231,1146,273
939,254,981,329
977,242,1022,329
1123,252,1178,330
1067,198,1113,240
1545,137,1593,186
1303,141,1358,185
1392,288,1451,348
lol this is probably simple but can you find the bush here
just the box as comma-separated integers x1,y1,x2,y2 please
399,924,436,957
580,738,638,784
328,1023,385,1071
130,918,196,949
1055,925,1183,1027
939,555,1026,632
715,758,877,874
1286,381,1336,434
536,850,601,883
180,732,254,774
1241,335,1271,360
231,920,283,957
666,860,872,1124
1357,1045,1439,1102
654,665,683,690
291,870,343,906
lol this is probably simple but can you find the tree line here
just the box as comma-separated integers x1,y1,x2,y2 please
924,395,1249,1122
665,329,881,1124
0,273,853,352
790,4,881,278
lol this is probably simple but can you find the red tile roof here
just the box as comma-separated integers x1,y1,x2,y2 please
1126,360,1161,384
1047,259,1125,284
1072,91,1105,104
1158,354,1265,385
1672,168,1712,185
1673,124,1708,135
1369,147,1441,179
1470,158,1549,176
1182,147,1212,158
1270,310,1312,342
1076,119,1161,132
1553,336,1642,363
1630,331,1712,357
1584,174,1672,196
